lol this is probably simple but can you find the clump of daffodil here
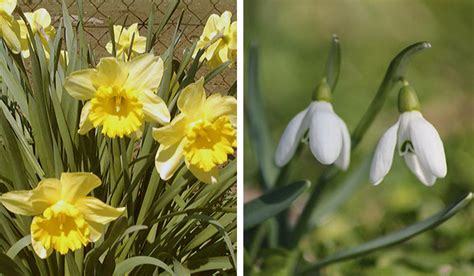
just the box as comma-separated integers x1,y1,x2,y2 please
153,77,236,184
106,23,146,60
0,0,21,54
194,11,237,69
64,53,170,138
0,173,124,258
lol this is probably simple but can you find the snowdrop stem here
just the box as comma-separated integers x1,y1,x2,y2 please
291,42,431,249
351,42,430,149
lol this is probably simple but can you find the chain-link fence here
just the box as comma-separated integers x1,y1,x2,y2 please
19,0,236,92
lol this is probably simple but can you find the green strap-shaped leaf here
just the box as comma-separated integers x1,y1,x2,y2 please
301,192,473,274
6,235,31,259
0,252,26,275
245,45,279,190
114,256,175,276
244,180,310,230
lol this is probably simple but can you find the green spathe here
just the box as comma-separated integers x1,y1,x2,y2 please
398,84,421,112
313,78,332,102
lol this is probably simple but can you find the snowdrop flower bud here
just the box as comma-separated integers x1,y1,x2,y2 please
275,79,351,170
370,84,447,186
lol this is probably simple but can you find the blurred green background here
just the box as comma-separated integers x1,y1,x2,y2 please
244,0,474,274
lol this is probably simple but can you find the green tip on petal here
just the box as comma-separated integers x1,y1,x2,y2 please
312,78,332,102
398,83,421,113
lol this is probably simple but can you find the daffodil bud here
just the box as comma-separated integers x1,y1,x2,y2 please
398,83,421,113
312,78,332,102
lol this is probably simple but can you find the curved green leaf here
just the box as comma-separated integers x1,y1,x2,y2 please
301,192,473,273
6,235,31,259
114,256,175,276
244,180,310,230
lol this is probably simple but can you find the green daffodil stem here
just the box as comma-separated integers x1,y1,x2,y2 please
291,42,431,250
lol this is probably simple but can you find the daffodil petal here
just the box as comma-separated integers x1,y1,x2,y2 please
410,115,447,178
87,220,104,242
335,116,351,171
78,101,94,135
404,153,436,186
155,140,185,181
0,15,21,54
126,54,163,91
275,105,311,167
31,234,53,259
369,121,399,185
204,93,236,123
75,197,125,224
64,69,96,100
187,162,219,184
177,77,206,115
0,0,16,16
152,114,187,146
60,173,101,203
1,178,61,215
91,57,127,88
140,90,170,125
309,102,342,165
32,8,51,28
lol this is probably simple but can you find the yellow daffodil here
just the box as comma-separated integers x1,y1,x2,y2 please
106,23,146,60
0,0,21,53
17,8,56,58
64,54,170,138
0,173,124,258
153,77,236,184
194,11,237,69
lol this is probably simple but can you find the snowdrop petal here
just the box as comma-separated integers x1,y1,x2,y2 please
369,121,399,185
309,106,342,165
275,106,311,167
410,116,447,178
335,116,351,171
404,153,436,186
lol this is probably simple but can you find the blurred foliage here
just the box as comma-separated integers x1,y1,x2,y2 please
244,0,473,274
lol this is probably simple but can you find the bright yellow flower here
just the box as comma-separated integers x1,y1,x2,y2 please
194,11,237,69
106,23,146,60
64,54,170,138
153,77,236,184
0,173,124,258
0,0,21,54
17,8,55,58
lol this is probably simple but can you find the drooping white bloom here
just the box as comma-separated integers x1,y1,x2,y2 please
370,110,447,186
275,101,351,170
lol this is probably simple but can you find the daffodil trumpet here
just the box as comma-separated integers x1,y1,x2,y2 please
64,54,170,138
0,173,124,258
275,78,351,170
370,83,447,186
153,77,237,184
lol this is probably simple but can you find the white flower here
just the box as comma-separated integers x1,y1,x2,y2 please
275,101,351,170
370,111,447,186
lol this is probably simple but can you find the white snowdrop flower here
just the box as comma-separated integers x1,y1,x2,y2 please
275,79,351,170
370,84,447,186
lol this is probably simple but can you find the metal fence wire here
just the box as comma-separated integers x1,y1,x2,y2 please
19,0,236,92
